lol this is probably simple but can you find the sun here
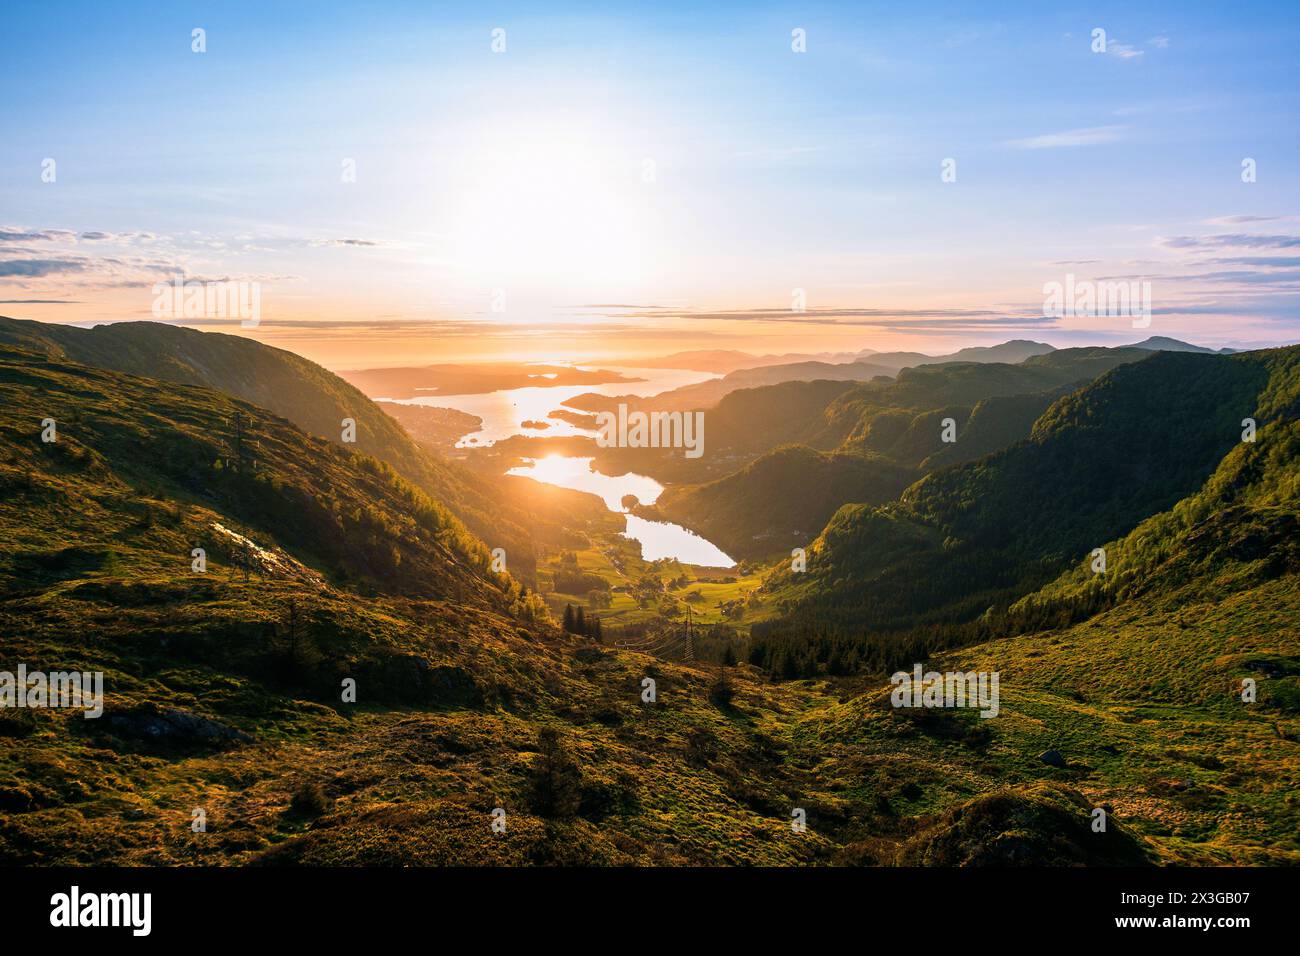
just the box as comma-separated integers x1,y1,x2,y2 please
445,121,659,304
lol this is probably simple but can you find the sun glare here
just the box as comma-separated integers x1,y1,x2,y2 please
446,123,658,302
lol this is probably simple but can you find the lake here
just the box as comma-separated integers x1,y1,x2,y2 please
389,365,719,447
379,365,737,568
506,455,736,568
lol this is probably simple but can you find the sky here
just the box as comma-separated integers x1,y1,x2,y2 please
2,0,1298,368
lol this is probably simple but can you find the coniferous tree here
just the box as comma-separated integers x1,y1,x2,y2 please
527,728,583,818
780,651,798,680
709,667,735,707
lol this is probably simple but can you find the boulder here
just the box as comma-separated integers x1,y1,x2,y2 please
1038,749,1067,768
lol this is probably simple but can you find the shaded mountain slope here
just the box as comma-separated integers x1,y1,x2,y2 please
579,378,863,483
0,316,545,581
1127,336,1236,354
0,344,528,611
768,349,1281,633
650,446,915,560
824,347,1150,449
650,349,1148,556
1006,346,1300,633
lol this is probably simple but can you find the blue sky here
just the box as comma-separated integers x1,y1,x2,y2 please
2,0,1298,366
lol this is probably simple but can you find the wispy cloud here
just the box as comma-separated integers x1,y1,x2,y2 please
591,305,1058,332
1160,234,1300,250
1204,256,1300,268
1203,215,1285,226
1102,34,1168,58
1106,41,1144,59
309,238,387,248
0,259,89,278
0,228,76,243
1006,125,1126,149
0,227,158,244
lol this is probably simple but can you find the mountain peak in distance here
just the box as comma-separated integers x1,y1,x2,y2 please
1126,335,1236,354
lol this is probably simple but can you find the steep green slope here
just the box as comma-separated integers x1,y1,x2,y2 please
916,390,1069,471
1006,346,1300,633
651,445,916,560
0,318,414,463
769,349,1277,634
649,350,1146,558
0,317,543,582
824,348,1149,449
580,378,862,483
0,344,530,611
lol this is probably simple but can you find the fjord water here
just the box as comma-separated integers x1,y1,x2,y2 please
378,365,736,567
504,454,661,511
622,514,735,566
390,365,718,447
506,456,736,568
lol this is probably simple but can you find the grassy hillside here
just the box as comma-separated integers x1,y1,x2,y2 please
650,349,1147,559
1,343,1294,866
575,378,862,482
652,445,915,560
0,317,546,582
766,349,1282,635
0,344,527,609
803,566,1299,864
1006,347,1300,634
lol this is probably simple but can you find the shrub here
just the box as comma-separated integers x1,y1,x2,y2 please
289,781,333,816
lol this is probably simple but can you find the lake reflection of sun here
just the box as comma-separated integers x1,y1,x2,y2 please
506,454,664,512
529,453,585,484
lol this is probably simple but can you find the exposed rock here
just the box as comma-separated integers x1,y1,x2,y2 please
1038,749,1068,768
426,664,486,708
101,703,251,750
